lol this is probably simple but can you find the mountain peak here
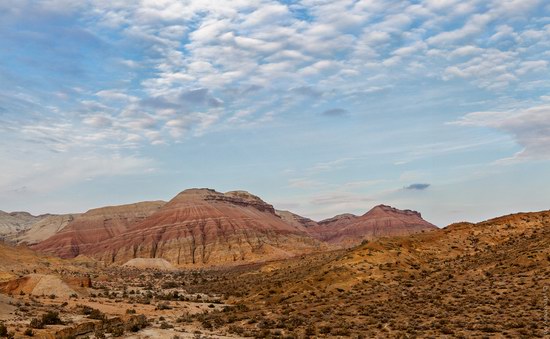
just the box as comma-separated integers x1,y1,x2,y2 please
366,204,422,218
171,188,275,214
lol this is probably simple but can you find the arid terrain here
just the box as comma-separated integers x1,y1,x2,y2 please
0,190,548,338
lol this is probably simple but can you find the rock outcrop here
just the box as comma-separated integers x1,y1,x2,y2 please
123,258,176,271
310,205,437,246
32,201,165,258
75,189,321,266
0,274,78,298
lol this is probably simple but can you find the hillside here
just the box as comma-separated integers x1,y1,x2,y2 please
13,213,80,245
32,201,166,258
0,211,46,238
186,209,550,337
309,204,437,245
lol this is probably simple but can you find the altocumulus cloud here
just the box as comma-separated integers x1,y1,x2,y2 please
404,183,431,190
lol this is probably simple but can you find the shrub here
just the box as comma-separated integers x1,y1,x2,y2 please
0,323,7,336
29,318,43,329
125,315,148,332
161,281,179,289
41,311,62,325
156,302,171,310
160,322,173,329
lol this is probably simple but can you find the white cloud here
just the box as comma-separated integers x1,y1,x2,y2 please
516,60,548,75
451,105,550,161
4,0,550,156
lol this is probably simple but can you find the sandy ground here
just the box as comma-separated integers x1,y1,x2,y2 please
124,328,246,338
0,294,16,320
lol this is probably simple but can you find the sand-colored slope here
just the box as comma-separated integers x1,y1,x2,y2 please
0,211,45,237
15,213,80,244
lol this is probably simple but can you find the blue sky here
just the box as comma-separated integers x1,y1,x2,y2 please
1,0,549,226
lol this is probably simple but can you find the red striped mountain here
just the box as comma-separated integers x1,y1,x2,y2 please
32,201,165,258
40,189,321,266
309,204,437,246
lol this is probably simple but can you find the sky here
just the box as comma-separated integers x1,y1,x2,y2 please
1,0,549,226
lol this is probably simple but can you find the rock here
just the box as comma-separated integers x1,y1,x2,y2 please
122,258,176,270
0,274,78,298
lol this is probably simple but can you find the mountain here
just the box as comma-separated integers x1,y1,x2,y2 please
31,201,166,258
309,204,437,245
67,189,321,266
29,190,436,266
311,213,359,240
0,210,46,238
13,213,80,245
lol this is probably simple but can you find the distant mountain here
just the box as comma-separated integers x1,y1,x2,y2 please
14,214,80,245
0,210,47,238
32,201,166,258
27,190,438,266
309,204,437,245
53,189,321,266
311,213,359,241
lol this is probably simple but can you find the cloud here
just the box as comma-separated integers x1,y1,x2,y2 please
2,0,550,158
322,108,349,116
310,192,373,206
309,158,355,172
289,86,323,98
404,183,431,190
0,151,155,194
288,178,322,189
450,105,550,161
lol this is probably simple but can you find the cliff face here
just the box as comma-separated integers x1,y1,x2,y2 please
310,205,437,246
31,201,166,258
49,189,320,266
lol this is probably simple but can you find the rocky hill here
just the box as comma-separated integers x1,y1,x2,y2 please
0,210,46,238
13,213,80,245
32,201,166,258
309,204,437,245
75,189,321,266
